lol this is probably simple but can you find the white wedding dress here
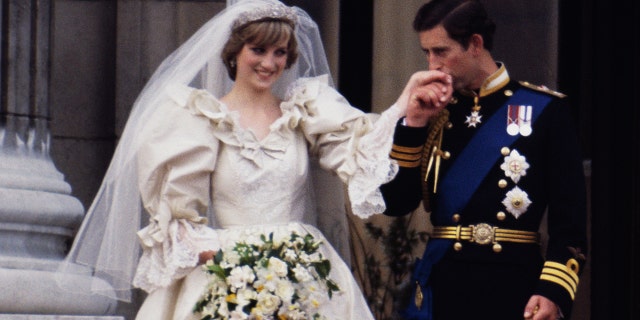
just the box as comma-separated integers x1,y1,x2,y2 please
132,75,401,319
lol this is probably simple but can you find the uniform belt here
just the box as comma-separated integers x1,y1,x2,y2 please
431,223,539,252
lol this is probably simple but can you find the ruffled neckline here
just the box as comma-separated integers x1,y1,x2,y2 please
165,75,330,167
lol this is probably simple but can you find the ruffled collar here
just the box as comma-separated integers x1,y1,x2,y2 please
164,75,329,167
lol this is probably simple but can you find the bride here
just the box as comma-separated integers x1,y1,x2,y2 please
60,0,451,319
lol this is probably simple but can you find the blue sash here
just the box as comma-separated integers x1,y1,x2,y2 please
403,88,552,319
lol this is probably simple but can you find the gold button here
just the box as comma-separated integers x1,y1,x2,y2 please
567,258,580,274
498,179,508,188
446,122,453,129
452,214,461,223
496,211,506,221
501,147,510,156
450,97,458,104
442,151,451,159
493,243,502,253
504,89,513,97
512,198,522,208
454,242,462,251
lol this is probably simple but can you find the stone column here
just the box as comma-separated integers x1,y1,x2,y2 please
0,0,119,318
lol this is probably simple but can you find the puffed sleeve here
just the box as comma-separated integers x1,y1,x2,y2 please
284,75,404,218
132,84,222,293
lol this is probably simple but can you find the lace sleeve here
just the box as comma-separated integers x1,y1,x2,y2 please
133,219,219,293
286,76,402,219
347,105,402,218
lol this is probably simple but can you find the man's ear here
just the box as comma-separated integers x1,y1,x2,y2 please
469,34,484,55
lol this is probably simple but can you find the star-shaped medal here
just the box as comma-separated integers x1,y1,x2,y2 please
465,111,482,127
502,186,532,219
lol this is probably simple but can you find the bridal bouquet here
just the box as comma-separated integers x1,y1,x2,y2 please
193,231,340,320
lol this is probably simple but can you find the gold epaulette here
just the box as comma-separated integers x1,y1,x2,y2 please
519,81,567,98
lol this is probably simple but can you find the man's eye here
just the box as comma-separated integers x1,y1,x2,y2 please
433,49,447,57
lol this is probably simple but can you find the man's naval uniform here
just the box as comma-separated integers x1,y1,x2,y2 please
381,64,587,319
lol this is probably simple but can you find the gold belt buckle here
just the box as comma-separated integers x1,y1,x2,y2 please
470,223,495,245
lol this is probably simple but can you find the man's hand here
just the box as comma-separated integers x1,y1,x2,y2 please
523,295,560,320
396,70,452,127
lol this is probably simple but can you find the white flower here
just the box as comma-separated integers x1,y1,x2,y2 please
307,252,322,262
223,250,241,265
254,291,281,315
201,303,216,317
502,186,532,219
293,264,314,282
207,277,228,296
229,308,249,320
235,287,257,307
254,268,279,292
293,236,305,246
500,149,530,183
298,284,327,313
227,265,255,290
216,299,229,317
268,257,289,277
274,279,295,301
299,252,311,264
286,311,308,320
283,248,298,262
279,303,306,320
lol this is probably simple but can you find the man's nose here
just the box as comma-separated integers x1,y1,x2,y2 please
427,56,441,71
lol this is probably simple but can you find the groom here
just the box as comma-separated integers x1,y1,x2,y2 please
381,1,587,319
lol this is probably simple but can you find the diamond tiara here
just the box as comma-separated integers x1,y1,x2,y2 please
232,3,297,30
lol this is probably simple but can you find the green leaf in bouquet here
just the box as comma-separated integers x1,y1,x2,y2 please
313,259,331,278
